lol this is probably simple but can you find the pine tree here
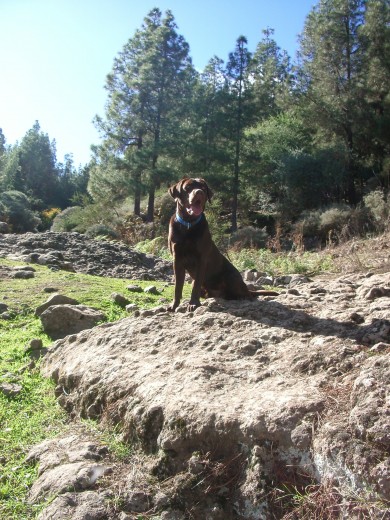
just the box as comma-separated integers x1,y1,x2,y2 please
18,121,59,208
94,8,194,220
251,28,292,121
226,36,253,231
298,0,366,204
360,0,390,188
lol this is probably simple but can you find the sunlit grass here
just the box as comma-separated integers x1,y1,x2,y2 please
0,258,183,519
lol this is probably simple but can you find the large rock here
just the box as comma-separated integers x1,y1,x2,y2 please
0,231,173,280
40,304,106,339
40,270,390,518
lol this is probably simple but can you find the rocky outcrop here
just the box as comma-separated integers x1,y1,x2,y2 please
0,231,172,280
38,271,390,519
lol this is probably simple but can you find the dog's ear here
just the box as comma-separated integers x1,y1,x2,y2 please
198,179,213,202
168,178,188,200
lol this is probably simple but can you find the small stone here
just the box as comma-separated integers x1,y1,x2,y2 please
111,292,130,308
0,383,23,397
349,312,364,324
365,287,390,300
126,303,139,312
13,270,35,279
127,285,143,293
35,294,79,317
287,289,300,296
27,338,43,351
144,285,160,295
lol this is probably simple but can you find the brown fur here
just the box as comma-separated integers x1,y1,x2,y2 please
168,177,277,311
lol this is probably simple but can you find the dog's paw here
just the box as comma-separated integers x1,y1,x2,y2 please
187,300,201,312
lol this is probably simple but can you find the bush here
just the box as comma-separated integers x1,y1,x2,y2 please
134,236,170,260
39,207,62,231
85,224,118,239
0,191,41,232
319,204,352,236
51,206,83,232
117,214,156,246
229,226,268,250
364,189,389,230
158,193,176,227
293,204,375,245
295,210,322,237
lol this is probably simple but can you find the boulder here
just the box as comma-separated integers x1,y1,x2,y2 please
35,294,80,317
40,305,106,339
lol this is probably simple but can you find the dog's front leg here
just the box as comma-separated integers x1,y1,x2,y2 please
168,258,185,311
188,261,206,311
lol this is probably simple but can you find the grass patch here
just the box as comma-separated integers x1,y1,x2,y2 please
132,238,335,277
0,258,183,519
227,248,334,276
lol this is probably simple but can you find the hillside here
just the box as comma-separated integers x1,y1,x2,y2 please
0,231,389,519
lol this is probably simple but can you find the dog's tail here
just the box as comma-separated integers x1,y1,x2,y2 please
250,289,279,297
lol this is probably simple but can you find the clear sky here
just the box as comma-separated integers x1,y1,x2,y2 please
0,0,316,167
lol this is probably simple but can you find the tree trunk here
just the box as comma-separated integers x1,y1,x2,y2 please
134,173,141,216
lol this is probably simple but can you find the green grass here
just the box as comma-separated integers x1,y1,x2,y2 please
227,248,334,276
134,238,335,277
0,258,183,519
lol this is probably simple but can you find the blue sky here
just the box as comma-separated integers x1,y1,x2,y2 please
0,0,316,167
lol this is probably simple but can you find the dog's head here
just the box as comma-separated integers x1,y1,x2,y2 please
169,177,213,217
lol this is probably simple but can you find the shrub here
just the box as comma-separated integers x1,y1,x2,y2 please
40,207,62,230
364,189,389,230
0,190,41,232
134,236,170,260
51,206,83,232
158,193,176,227
295,210,321,238
85,224,118,239
319,204,352,237
229,226,268,250
117,214,156,246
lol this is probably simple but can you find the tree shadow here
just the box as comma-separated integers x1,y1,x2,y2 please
207,298,390,346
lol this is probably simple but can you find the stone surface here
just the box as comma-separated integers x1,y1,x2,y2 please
39,270,390,519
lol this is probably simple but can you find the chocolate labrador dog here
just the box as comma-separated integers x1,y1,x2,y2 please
168,177,277,311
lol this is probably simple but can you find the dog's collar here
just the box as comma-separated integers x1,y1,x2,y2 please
175,212,203,229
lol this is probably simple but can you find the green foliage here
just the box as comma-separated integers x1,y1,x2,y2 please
94,8,195,219
17,121,58,208
50,206,83,232
0,315,67,519
134,236,171,260
39,207,61,230
157,192,176,227
364,189,389,227
0,191,41,232
51,202,121,234
85,223,119,239
227,247,334,276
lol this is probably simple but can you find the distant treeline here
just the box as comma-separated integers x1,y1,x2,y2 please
0,0,389,236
